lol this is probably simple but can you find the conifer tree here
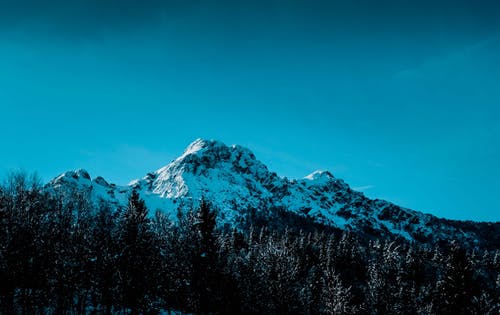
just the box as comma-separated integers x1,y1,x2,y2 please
118,189,153,314
192,198,219,314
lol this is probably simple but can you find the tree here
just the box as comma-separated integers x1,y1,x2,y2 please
0,172,48,314
434,241,477,315
321,269,356,315
90,200,119,314
117,189,154,314
191,198,219,314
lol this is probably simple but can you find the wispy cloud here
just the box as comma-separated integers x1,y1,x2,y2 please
352,185,375,191
394,36,500,81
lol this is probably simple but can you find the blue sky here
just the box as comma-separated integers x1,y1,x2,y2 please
0,0,499,221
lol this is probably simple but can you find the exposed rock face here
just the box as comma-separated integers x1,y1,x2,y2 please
46,138,500,247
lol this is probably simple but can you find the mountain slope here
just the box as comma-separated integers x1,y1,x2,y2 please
47,138,500,247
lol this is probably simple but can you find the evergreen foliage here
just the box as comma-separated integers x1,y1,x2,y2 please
0,172,498,314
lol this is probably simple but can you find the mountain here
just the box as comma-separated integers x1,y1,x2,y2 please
47,138,500,248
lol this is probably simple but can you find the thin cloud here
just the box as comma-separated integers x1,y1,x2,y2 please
394,36,500,81
353,185,375,191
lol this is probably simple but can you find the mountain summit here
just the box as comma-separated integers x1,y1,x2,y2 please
47,139,499,247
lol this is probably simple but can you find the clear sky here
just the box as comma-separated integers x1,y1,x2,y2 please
0,0,499,221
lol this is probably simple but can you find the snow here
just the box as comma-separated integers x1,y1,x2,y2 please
304,170,334,181
178,138,226,159
46,138,457,242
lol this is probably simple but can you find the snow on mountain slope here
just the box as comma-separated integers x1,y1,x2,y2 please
46,138,492,244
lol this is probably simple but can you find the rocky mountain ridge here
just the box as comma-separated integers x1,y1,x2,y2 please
47,138,500,248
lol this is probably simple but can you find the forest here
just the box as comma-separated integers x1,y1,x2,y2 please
0,172,499,314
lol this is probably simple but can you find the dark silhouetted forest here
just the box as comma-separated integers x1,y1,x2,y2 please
0,172,498,314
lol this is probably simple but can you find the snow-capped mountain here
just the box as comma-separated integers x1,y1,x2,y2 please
47,138,500,247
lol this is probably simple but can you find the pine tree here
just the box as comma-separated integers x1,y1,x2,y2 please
191,198,219,314
117,189,153,314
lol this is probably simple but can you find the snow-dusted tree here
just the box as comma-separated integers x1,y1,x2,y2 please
257,231,301,314
434,241,477,315
321,268,356,314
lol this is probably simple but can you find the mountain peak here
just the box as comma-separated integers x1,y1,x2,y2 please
51,169,91,184
148,139,268,199
304,170,334,182
172,138,260,172
180,138,227,158
45,139,497,248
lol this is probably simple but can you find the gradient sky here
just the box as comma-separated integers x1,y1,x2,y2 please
1,0,499,221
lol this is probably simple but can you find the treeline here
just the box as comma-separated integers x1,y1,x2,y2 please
0,172,499,314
